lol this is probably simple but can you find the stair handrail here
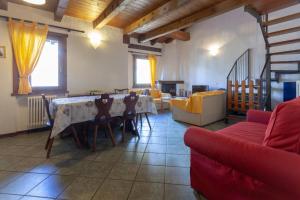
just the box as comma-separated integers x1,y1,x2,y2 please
259,56,271,110
226,48,250,82
226,49,251,116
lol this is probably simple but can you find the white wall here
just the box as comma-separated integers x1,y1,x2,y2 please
160,7,266,91
0,3,128,134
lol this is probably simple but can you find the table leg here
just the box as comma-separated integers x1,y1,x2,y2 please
46,138,54,158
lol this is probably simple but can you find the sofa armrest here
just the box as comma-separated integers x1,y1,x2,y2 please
247,109,272,124
184,127,300,197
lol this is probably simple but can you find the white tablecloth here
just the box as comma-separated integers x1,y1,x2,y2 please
49,94,157,138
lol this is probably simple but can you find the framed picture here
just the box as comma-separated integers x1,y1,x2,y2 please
0,46,6,58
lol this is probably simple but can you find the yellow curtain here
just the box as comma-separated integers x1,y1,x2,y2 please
148,54,157,89
8,19,48,95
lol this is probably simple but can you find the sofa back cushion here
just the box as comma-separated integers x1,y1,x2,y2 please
263,97,300,153
150,89,161,99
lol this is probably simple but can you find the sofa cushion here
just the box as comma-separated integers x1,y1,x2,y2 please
263,97,300,154
216,122,267,144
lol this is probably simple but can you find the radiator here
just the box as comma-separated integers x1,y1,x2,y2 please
27,95,56,129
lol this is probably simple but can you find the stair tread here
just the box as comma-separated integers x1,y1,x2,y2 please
271,70,300,74
267,26,300,37
271,60,300,64
269,49,300,55
269,38,300,47
264,12,300,26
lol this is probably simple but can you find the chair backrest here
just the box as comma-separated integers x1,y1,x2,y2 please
115,88,129,94
95,94,114,123
41,94,54,127
123,92,139,117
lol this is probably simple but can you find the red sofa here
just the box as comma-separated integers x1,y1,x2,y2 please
184,98,300,200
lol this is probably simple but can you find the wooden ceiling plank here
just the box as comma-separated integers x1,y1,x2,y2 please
55,0,70,22
93,0,133,29
0,0,8,10
139,0,247,42
124,0,191,34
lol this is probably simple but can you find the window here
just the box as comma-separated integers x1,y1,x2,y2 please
133,55,151,88
31,40,59,87
13,32,67,95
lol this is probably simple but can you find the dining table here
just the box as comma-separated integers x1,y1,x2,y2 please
49,94,158,138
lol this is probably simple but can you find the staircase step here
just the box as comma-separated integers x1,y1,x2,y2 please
267,26,300,37
271,60,300,64
264,12,300,26
269,38,300,47
269,49,300,55
271,70,300,74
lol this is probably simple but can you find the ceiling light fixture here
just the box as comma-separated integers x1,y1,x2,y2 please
208,44,220,56
88,31,102,49
23,0,46,5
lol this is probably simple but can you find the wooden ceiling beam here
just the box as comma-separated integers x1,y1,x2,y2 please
93,0,132,29
55,0,70,22
169,31,190,41
128,44,162,53
165,38,174,44
0,0,8,10
139,0,248,43
124,0,190,34
151,30,190,44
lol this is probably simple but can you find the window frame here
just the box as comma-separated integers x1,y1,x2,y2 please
133,54,151,88
12,32,68,96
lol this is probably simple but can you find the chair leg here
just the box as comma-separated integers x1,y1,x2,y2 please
107,123,116,146
93,125,98,152
139,114,142,128
46,138,54,158
71,126,82,149
132,119,140,138
144,113,152,130
122,120,126,143
83,122,89,147
104,127,108,138
135,115,139,127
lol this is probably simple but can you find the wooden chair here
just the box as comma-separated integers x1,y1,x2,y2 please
122,92,140,142
42,94,82,158
114,88,129,94
92,94,116,152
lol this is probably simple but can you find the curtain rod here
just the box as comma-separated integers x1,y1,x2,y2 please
128,51,162,57
0,15,85,33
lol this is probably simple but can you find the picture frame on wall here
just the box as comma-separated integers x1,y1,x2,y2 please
0,46,6,58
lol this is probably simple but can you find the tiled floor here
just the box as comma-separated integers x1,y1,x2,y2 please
0,112,229,200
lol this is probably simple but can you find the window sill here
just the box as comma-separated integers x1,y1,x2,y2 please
133,84,151,89
11,90,68,97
